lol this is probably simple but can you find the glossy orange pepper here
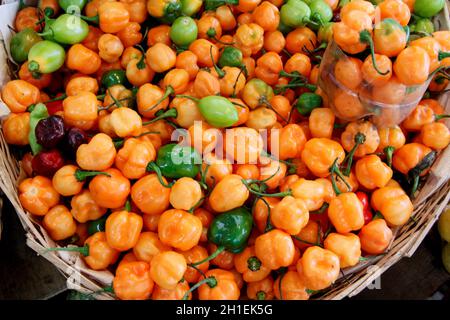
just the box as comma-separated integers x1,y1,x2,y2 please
251,1,279,31
340,0,375,20
66,76,99,96
198,15,222,40
392,143,433,175
284,53,312,78
216,5,237,31
420,122,450,150
193,70,220,98
198,269,240,300
76,133,116,171
285,27,317,55
194,208,214,243
378,0,411,26
341,121,380,158
236,0,261,12
209,174,250,212
333,9,373,54
393,46,430,85
63,92,99,131
333,89,365,119
402,104,436,131
110,107,142,137
245,107,277,130
158,209,202,251
358,219,393,254
2,112,30,146
234,246,271,282
142,214,160,232
131,174,171,215
247,276,274,300
255,52,283,86
120,0,147,23
115,138,156,179
114,261,154,300
98,34,124,63
163,68,190,94
175,51,199,81
150,251,187,290
301,138,346,178
66,44,101,75
121,47,142,68
252,197,279,233
137,83,169,118
219,67,246,97
15,7,40,32
71,189,107,223
297,246,340,291
169,177,203,211
255,229,295,270
309,108,335,139
105,209,143,251
328,192,364,233
145,43,176,73
98,1,130,33
371,186,413,226
271,123,307,160
355,155,393,190
116,22,143,48
209,243,235,270
269,95,291,124
1,80,40,113
234,23,264,57
43,205,77,241
259,159,287,190
126,55,155,87
89,168,130,209
201,155,233,187
151,282,191,300
103,84,133,110
18,62,52,90
324,233,361,268
270,196,309,235
334,57,363,90
273,271,309,300
376,126,406,152
82,26,104,53
290,178,326,211
189,39,219,68
293,220,321,250
180,245,210,283
84,232,120,270
361,54,392,86
18,176,60,216
147,25,171,47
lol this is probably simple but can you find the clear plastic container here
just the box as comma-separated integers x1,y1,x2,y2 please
317,40,432,127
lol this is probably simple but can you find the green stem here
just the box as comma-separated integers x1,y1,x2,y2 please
78,14,99,24
146,162,174,188
210,45,225,78
45,93,67,103
310,202,329,214
190,246,225,267
438,51,450,61
74,169,111,182
182,276,218,300
247,256,262,272
383,146,394,168
342,132,366,176
407,150,437,197
175,94,200,103
125,200,131,212
243,180,292,198
435,114,450,121
143,86,174,112
292,235,323,247
134,45,147,70
142,108,178,125
28,61,40,73
187,196,206,213
359,30,389,76
329,158,350,196
256,291,266,300
43,245,89,257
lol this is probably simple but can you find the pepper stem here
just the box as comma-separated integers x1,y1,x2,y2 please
384,146,394,168
247,256,262,272
243,179,293,198
45,93,67,104
28,61,40,73
256,291,266,300
438,51,450,61
134,45,147,70
175,94,201,103
310,202,329,214
210,45,225,78
190,246,225,267
258,197,274,233
125,200,131,212
78,14,99,24
435,114,450,121
182,276,218,300
142,108,178,125
74,169,111,182
408,150,437,197
292,235,323,247
143,86,174,112
43,244,89,257
359,30,389,76
146,162,174,188
342,132,366,176
329,158,351,196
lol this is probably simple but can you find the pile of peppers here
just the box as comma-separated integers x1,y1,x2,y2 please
1,0,450,301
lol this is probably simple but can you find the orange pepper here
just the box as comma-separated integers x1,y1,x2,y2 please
234,23,264,57
201,154,233,187
198,15,222,40
175,51,199,81
269,95,291,124
66,76,99,96
142,214,160,232
169,177,203,211
285,27,317,55
84,232,120,270
98,1,130,33
273,271,309,300
297,246,340,291
98,34,124,63
209,174,250,212
180,245,210,283
252,197,280,233
392,142,433,175
66,44,102,74
105,209,143,251
308,108,335,139
270,196,309,235
121,47,142,68
255,229,295,270
158,209,203,251
42,205,77,241
70,189,107,223
209,243,235,270
259,159,287,190
332,10,373,54
334,57,363,90
82,26,104,53
293,220,321,250
131,174,171,215
371,186,413,226
340,0,375,20
113,261,154,300
247,276,274,300
393,46,430,85
194,208,214,243
252,1,279,31
170,97,204,128
245,107,277,130
18,62,52,90
137,83,169,118
163,68,190,94
116,22,143,48
19,176,60,216
361,54,392,86
328,192,364,233
115,138,156,179
290,178,326,211
358,219,393,254
301,138,346,178
284,53,312,78
376,126,406,152
215,5,237,31
341,121,380,158
189,39,219,68
234,246,271,282
2,112,30,146
147,25,171,47
193,70,220,98
378,0,411,26
402,103,436,131
279,174,299,193
76,133,116,171
333,89,366,119
63,92,99,131
151,282,191,300
89,168,130,209
271,123,307,160
236,0,261,12
355,155,393,190
126,55,155,87
110,107,142,137
145,43,176,73
324,233,361,268
242,56,256,79
120,0,147,23
218,67,246,97
198,269,240,300
15,7,41,32
1,80,40,113
420,122,450,150
255,52,283,86
150,251,187,290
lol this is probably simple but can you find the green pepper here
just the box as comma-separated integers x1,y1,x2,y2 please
411,18,435,34
308,0,333,29
280,0,311,28
147,143,201,182
180,0,202,16
10,28,42,64
87,215,108,235
59,0,87,12
318,22,333,43
218,46,243,68
28,40,66,74
170,16,198,48
204,0,238,11
101,69,128,88
414,0,444,18
158,0,182,24
278,19,293,35
28,103,49,155
295,92,322,115
39,14,89,45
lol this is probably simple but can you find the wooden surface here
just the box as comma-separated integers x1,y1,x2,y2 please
0,196,449,300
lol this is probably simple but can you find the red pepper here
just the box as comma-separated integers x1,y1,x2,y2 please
356,191,373,225
45,93,65,115
32,149,65,177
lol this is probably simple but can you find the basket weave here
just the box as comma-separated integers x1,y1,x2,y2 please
0,0,449,300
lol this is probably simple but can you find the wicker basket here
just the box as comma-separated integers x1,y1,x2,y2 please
0,0,449,300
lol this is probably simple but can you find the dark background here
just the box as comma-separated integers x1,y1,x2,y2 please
0,196,449,300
